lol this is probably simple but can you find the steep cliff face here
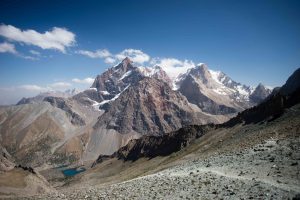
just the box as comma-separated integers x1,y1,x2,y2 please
94,77,223,136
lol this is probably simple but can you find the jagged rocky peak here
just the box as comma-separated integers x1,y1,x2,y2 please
137,65,172,84
149,65,173,85
190,63,219,87
249,83,272,104
91,57,136,90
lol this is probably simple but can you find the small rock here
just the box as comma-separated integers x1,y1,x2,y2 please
292,193,300,200
291,162,298,166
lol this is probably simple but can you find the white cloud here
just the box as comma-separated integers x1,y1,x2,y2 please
18,84,47,91
76,48,150,65
0,42,17,54
151,58,195,79
0,42,38,60
76,49,111,58
29,50,41,56
48,82,72,90
0,24,76,53
72,77,94,84
115,49,150,64
104,57,116,64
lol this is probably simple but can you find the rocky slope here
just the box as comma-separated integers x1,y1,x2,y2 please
0,100,100,167
0,143,15,171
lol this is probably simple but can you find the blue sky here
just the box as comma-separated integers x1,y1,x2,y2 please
0,0,299,104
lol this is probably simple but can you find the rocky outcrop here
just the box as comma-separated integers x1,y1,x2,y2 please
43,97,85,126
94,124,215,163
249,83,272,104
15,164,35,174
0,144,15,171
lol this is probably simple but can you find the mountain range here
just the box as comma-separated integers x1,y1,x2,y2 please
0,59,299,199
0,57,272,167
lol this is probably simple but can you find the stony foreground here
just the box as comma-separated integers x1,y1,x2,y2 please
17,136,300,200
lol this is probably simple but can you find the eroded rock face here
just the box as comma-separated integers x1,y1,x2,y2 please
94,77,220,136
43,97,85,126
0,144,15,171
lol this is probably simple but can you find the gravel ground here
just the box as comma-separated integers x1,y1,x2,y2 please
17,136,300,200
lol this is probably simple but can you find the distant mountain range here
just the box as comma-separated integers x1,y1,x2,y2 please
0,57,274,167
16,88,80,105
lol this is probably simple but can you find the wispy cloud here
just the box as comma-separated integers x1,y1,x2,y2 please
0,42,17,54
72,77,94,84
0,24,76,53
150,58,195,79
29,50,41,56
0,42,38,60
104,57,116,64
18,84,47,91
76,48,150,65
115,49,150,64
76,49,111,58
48,82,72,90
76,47,195,78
